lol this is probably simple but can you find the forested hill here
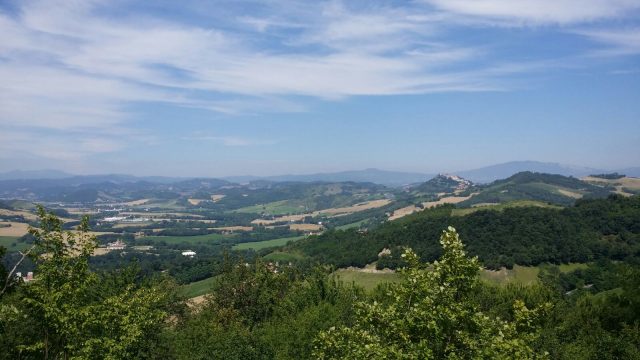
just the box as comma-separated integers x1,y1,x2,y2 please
290,195,640,269
459,171,612,207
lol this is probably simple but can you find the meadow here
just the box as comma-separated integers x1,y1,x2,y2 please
331,269,402,291
331,263,591,292
179,275,219,298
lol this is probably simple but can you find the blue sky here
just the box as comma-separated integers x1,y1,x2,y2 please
0,0,639,176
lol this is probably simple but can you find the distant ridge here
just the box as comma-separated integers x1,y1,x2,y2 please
1,162,637,186
224,168,434,187
456,161,605,183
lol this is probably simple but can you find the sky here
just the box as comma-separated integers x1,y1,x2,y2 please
0,0,639,177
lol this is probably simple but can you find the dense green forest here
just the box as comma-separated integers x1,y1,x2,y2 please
290,195,640,269
1,201,640,358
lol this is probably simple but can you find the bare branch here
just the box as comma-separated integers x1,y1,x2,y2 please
0,243,36,297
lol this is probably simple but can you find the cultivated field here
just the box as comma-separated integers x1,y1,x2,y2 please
556,188,583,199
318,199,391,215
213,226,253,232
423,194,476,208
289,223,323,231
210,195,225,202
583,176,640,196
0,209,39,221
252,199,391,225
0,222,29,237
389,194,477,220
389,205,420,220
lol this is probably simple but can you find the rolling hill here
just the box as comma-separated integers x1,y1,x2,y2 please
458,171,612,207
410,174,472,194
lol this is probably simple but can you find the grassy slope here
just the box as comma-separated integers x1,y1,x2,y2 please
332,269,402,292
179,276,219,298
232,235,305,250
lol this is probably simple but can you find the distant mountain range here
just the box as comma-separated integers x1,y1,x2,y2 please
1,161,638,187
225,168,434,187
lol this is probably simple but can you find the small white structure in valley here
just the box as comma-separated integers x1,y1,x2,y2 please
107,240,126,250
181,250,196,257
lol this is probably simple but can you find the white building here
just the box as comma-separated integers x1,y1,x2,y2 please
181,250,196,257
107,240,126,250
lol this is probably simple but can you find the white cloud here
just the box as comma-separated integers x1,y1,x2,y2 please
423,0,640,25
574,28,640,55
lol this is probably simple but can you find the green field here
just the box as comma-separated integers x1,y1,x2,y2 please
453,200,560,216
0,236,29,251
480,263,590,285
480,265,540,285
139,233,230,245
332,269,402,292
335,219,369,230
232,235,305,250
558,263,589,272
235,200,306,215
179,276,219,298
